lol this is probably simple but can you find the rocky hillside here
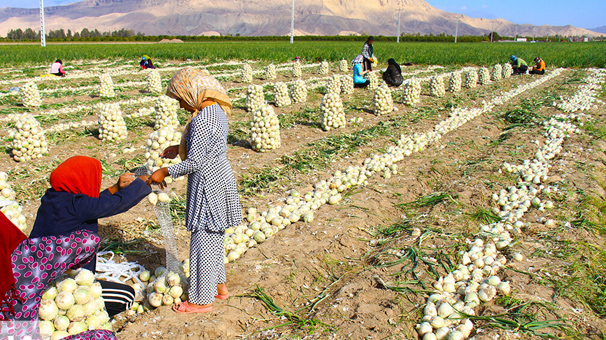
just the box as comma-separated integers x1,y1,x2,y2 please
0,0,602,37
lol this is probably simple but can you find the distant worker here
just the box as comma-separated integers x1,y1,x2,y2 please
361,36,376,72
140,55,156,69
510,55,528,75
352,55,370,88
382,58,403,87
529,57,546,75
50,59,67,77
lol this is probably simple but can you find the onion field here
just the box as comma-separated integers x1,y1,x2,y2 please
0,41,604,67
1,48,605,340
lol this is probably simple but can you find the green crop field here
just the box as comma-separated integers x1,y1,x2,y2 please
1,41,604,67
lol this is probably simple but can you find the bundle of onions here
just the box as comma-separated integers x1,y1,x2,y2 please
98,103,127,142
146,69,162,94
250,105,281,152
373,85,394,115
290,80,308,103
99,73,115,98
246,84,265,113
273,82,291,107
11,113,49,162
153,95,180,130
21,82,42,108
320,92,346,131
241,64,253,83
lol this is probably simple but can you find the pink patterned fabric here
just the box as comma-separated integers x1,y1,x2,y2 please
1,230,100,320
0,321,117,340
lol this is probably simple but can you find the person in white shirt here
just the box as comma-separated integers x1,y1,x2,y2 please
50,59,66,77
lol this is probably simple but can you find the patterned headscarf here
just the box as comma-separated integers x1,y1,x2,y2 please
166,68,232,160
352,54,364,65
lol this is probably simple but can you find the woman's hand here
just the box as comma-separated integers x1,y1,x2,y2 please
160,145,180,159
147,168,169,190
108,173,135,194
118,173,136,190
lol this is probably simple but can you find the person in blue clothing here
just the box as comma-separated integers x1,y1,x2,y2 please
352,55,370,88
29,155,151,316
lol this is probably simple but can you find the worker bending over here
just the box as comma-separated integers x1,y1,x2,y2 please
529,57,546,75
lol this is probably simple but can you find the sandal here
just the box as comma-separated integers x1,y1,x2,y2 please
215,293,230,300
173,301,213,314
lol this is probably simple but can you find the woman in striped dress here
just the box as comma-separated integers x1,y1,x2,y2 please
148,68,242,313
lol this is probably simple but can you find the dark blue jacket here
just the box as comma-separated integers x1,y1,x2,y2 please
30,179,151,271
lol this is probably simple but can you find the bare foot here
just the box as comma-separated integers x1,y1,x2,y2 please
187,301,212,308
217,283,229,296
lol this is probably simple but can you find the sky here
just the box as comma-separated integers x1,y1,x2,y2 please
2,0,605,29
425,0,605,29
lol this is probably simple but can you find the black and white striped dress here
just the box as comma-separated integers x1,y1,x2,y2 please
168,104,242,305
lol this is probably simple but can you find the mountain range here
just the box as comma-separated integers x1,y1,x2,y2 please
0,0,602,38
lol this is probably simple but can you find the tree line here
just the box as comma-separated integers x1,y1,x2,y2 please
5,27,141,41
3,27,603,43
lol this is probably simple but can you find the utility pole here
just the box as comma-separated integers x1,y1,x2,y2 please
490,21,494,42
454,18,458,43
290,0,295,44
39,0,46,47
397,2,401,43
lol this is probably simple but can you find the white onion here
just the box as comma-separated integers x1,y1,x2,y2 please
39,320,55,338
54,315,70,331
74,269,96,286
39,299,59,321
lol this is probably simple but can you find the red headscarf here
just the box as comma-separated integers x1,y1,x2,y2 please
0,211,26,319
50,156,103,198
